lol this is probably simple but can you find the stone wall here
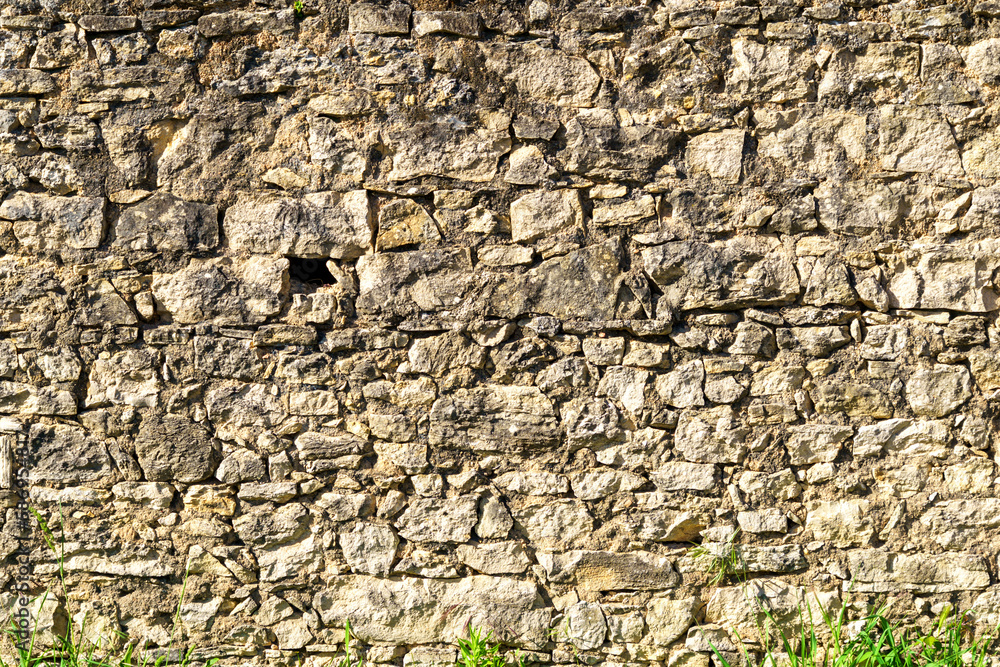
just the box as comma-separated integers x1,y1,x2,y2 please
3,0,1000,663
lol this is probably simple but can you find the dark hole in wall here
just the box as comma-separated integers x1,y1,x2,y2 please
288,257,335,286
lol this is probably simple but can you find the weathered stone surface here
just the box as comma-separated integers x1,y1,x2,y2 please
484,42,600,107
686,130,745,183
786,424,852,465
339,524,399,576
395,496,478,543
134,414,219,483
356,248,473,317
564,601,607,650
882,241,1000,312
538,550,679,591
0,193,105,250
757,111,866,179
377,199,441,251
205,383,287,444
489,241,631,321
651,462,717,492
853,419,951,459
812,383,892,418
919,499,1000,549
8,3,1000,655
115,191,217,252
646,597,697,646
569,469,645,500
806,499,874,547
428,385,559,452
413,11,480,38
816,181,904,237
727,39,815,102
194,336,262,380
705,580,839,642
674,408,748,464
348,3,411,34
314,576,551,648
510,189,583,243
86,349,159,409
655,360,705,408
407,332,486,377
512,499,594,551
224,191,372,259
848,551,990,593
0,69,56,95
152,257,288,325
906,365,972,418
559,112,679,180
643,238,800,311
386,122,511,183
457,542,531,575
879,106,964,176
29,424,111,484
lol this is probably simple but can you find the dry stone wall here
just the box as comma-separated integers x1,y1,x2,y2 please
4,0,1000,663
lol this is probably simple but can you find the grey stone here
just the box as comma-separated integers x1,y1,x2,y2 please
674,408,748,464
786,424,852,465
848,550,990,593
386,121,511,182
224,191,372,259
727,39,814,102
377,199,441,251
356,248,473,317
643,238,800,311
483,41,600,107
686,130,745,183
194,336,263,380
134,413,219,483
806,499,873,547
476,495,513,539
85,349,159,408
906,365,972,418
407,332,486,377
314,576,551,648
563,602,606,650
510,189,583,243
340,524,399,576
28,424,111,484
428,385,559,453
538,550,680,591
646,598,697,646
0,69,56,95
457,542,531,575
349,3,411,34
883,240,1000,312
205,383,288,444
116,191,217,252
413,11,480,38
0,193,105,250
655,360,705,408
234,503,309,548
395,496,478,543
512,499,594,551
152,257,288,325
879,106,963,176
488,239,629,320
